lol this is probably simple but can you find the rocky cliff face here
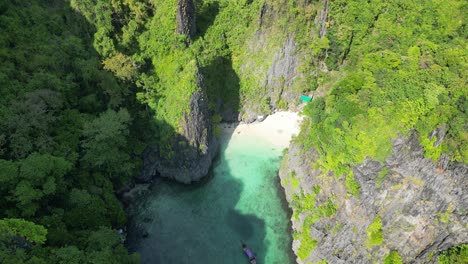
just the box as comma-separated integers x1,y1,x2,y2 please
241,33,302,123
238,0,305,123
176,0,196,38
265,35,301,109
279,131,467,263
140,66,218,184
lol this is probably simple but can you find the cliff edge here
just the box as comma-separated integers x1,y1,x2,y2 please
279,132,467,263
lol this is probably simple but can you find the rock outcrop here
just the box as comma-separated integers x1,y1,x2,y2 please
240,34,302,123
176,0,196,38
279,132,468,263
265,35,301,109
240,1,319,123
139,66,218,184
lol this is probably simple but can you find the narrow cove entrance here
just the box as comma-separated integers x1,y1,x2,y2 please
127,112,300,264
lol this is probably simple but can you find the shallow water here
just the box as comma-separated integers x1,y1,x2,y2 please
128,128,294,264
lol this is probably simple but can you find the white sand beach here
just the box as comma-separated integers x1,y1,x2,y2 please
222,111,303,148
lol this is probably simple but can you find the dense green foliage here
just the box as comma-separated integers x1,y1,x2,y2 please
366,215,383,248
438,244,468,264
0,218,48,245
69,0,265,145
384,250,403,264
298,0,467,180
0,0,142,262
1,0,466,262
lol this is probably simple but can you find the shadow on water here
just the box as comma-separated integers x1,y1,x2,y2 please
125,47,273,263
127,127,268,264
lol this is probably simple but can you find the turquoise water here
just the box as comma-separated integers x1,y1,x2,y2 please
128,128,294,264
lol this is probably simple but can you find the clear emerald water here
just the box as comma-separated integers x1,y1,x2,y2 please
128,127,294,264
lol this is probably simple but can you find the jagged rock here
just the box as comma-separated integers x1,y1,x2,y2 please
176,0,196,38
266,35,301,110
279,132,468,263
316,0,330,38
429,124,447,147
240,34,301,123
241,106,267,123
122,183,151,203
139,66,219,184
437,153,450,172
241,0,310,122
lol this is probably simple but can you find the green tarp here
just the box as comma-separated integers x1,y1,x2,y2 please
300,95,312,102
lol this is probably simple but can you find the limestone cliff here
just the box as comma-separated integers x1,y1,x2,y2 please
140,66,218,184
176,0,196,38
241,0,304,123
239,0,318,123
241,33,302,123
279,131,468,263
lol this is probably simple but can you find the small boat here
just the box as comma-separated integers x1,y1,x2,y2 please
242,243,257,264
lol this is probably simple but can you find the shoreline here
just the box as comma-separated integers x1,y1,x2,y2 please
220,111,303,148
221,110,303,264
275,170,298,264
126,111,303,262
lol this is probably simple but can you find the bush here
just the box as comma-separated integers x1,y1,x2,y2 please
438,244,468,264
366,215,383,248
384,250,403,264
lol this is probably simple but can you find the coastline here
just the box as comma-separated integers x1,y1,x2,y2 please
126,111,303,263
220,111,303,148
221,110,303,264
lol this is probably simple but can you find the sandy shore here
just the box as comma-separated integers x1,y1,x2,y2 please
222,111,303,148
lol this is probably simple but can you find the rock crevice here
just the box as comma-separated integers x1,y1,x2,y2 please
176,0,196,38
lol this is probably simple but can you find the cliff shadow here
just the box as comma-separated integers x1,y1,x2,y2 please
195,0,220,39
126,60,266,263
202,56,240,122
126,131,269,264
124,2,269,262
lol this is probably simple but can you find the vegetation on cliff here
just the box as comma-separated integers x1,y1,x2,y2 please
285,0,467,262
299,0,467,176
0,0,466,262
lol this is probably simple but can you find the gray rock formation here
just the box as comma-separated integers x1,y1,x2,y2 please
240,34,301,123
265,35,301,109
279,131,467,263
139,66,219,184
316,0,329,38
240,1,315,123
176,0,196,38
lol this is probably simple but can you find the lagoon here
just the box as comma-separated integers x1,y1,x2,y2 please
128,112,301,264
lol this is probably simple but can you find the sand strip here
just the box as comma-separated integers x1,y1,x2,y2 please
222,111,303,148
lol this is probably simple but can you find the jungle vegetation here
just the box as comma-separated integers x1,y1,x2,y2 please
0,0,466,263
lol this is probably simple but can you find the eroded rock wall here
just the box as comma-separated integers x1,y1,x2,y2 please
240,0,328,123
176,0,196,38
279,132,468,263
239,0,304,123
